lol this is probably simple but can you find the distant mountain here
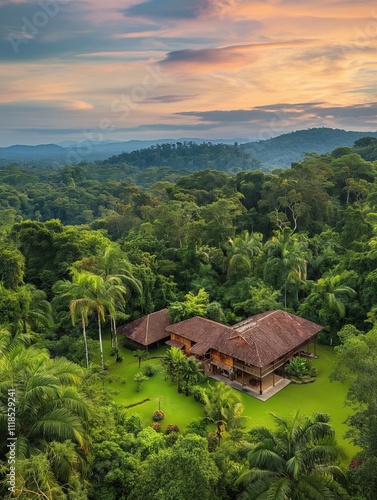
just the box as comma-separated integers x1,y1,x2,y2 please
0,144,67,163
0,137,248,165
243,128,377,169
2,129,377,169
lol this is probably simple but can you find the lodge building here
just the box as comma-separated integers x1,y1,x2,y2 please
118,309,322,398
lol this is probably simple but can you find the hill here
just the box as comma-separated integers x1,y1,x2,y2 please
243,128,377,169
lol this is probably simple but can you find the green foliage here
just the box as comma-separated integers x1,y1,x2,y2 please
134,372,148,392
129,434,221,500
168,288,210,322
239,411,349,499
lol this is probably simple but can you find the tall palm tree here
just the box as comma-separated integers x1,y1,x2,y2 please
85,273,107,370
202,383,248,440
265,228,310,309
53,269,95,369
102,274,128,349
239,411,349,499
78,244,142,348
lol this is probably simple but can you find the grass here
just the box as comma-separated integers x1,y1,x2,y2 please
103,339,358,461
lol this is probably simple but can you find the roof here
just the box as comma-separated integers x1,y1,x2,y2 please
219,310,322,367
117,309,172,346
166,310,323,368
166,316,234,357
166,339,185,349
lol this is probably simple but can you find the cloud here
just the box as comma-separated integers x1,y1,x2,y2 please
123,0,214,20
177,102,377,125
147,94,199,103
160,41,312,71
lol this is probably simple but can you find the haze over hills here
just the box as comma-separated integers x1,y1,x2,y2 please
1,128,377,170
242,128,377,169
0,137,249,166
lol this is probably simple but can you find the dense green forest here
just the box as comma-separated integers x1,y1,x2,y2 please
1,137,377,498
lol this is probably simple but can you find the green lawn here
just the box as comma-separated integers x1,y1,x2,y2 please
103,339,358,461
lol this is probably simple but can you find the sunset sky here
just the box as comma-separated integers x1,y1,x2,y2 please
1,0,377,145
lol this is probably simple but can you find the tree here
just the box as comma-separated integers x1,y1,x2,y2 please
265,228,310,309
162,347,186,388
168,288,210,323
202,383,247,441
0,244,24,289
53,269,95,369
302,274,356,345
225,231,263,278
75,243,143,347
0,341,90,497
0,283,53,336
179,356,204,396
129,434,221,500
332,325,377,498
134,372,148,392
133,348,149,368
239,412,349,500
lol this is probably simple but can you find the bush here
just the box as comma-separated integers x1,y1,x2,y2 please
191,386,206,404
165,424,179,434
144,364,157,377
152,422,161,432
153,410,165,422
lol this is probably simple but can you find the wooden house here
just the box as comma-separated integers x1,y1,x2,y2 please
117,308,172,349
166,310,322,395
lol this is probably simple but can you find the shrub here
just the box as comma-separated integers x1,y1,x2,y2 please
152,422,161,432
191,386,206,404
165,424,179,434
144,364,157,377
153,410,165,422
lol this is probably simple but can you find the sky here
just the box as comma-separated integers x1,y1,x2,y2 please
0,0,377,146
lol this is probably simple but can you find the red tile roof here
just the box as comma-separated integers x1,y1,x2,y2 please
117,309,172,346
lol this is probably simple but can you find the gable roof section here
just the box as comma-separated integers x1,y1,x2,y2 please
117,309,171,346
165,316,234,356
217,310,322,367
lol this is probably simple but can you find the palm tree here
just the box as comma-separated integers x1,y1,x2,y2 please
265,228,310,309
179,356,204,396
86,273,107,370
239,411,349,499
134,348,149,368
306,275,356,345
162,347,186,387
77,244,142,348
53,269,95,369
0,341,90,467
226,231,263,278
202,383,248,440
0,283,54,335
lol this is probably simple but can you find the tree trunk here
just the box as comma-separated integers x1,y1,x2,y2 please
81,312,89,369
97,310,105,370
113,317,118,347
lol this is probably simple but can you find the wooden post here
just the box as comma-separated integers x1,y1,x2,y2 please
259,367,263,395
314,338,317,357
273,361,275,387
